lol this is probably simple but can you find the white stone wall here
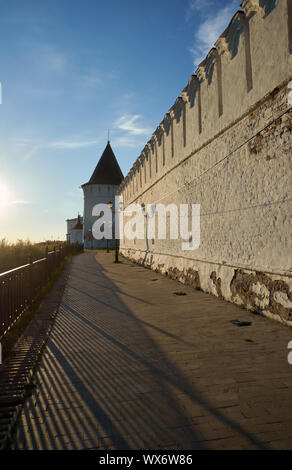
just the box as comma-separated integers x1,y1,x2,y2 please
119,0,292,325
71,229,83,244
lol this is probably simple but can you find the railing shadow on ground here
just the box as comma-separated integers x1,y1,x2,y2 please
0,243,83,341
13,252,272,450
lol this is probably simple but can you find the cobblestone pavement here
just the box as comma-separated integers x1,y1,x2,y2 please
13,252,292,450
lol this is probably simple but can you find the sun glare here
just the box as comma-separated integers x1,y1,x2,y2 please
0,182,11,208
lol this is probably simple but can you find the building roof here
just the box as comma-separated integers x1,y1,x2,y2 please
66,216,83,222
72,214,83,230
82,141,124,187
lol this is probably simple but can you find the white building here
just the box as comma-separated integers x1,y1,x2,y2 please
66,141,123,249
66,215,83,244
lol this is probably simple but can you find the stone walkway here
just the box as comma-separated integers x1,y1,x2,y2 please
13,252,292,450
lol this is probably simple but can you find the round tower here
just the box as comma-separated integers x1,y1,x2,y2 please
81,141,124,249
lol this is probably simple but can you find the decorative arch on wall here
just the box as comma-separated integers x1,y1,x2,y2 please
163,113,174,158
225,11,253,92
154,137,158,173
186,75,200,108
131,167,135,195
172,98,184,123
158,124,166,166
146,143,152,179
129,170,134,197
171,97,187,147
205,48,223,117
162,132,165,165
154,127,164,169
148,139,154,178
133,167,137,195
259,0,276,15
138,159,143,188
205,50,215,85
226,14,245,57
141,152,147,184
196,67,205,135
155,126,163,146
163,113,171,135
182,100,187,146
134,164,139,193
186,75,202,135
125,176,129,200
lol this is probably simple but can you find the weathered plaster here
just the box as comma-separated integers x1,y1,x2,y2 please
119,1,292,326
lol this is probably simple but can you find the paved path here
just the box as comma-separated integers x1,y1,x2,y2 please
13,252,292,450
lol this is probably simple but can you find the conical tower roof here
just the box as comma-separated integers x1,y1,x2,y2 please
72,214,83,230
82,142,123,186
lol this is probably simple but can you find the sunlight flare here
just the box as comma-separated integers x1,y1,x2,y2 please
0,181,11,208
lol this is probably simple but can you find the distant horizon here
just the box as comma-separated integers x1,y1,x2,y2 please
1,237,68,245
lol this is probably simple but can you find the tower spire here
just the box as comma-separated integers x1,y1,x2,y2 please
108,128,110,143
82,141,123,186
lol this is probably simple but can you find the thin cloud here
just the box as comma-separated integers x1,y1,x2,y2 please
9,137,99,161
112,136,144,148
112,114,152,149
9,200,33,205
48,140,98,149
186,0,214,21
81,71,102,88
188,0,239,67
115,114,151,136
11,138,35,144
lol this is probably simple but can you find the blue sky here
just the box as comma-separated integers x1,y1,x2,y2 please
0,0,239,242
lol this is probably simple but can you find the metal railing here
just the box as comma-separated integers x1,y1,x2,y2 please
0,243,83,340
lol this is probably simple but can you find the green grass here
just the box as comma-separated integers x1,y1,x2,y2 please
0,238,65,273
